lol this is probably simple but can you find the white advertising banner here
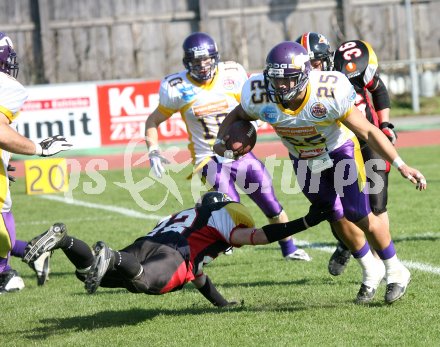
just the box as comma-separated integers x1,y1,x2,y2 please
16,83,101,150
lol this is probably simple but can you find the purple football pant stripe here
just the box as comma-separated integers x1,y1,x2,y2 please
290,139,371,223
201,152,282,218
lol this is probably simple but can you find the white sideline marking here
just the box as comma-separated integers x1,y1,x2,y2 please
35,196,440,276
294,240,440,276
402,261,440,275
39,195,162,221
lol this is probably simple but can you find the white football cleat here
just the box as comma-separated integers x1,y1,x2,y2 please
285,249,312,262
356,258,386,304
0,270,25,294
385,265,411,304
28,251,52,286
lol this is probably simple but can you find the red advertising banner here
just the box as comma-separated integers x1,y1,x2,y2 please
97,80,275,146
97,80,189,146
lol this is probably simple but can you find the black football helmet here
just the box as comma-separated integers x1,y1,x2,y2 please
295,32,333,71
196,192,232,207
182,32,219,81
333,40,372,89
0,32,19,78
263,41,311,105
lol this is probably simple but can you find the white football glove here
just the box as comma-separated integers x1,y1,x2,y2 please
149,149,170,178
34,135,73,157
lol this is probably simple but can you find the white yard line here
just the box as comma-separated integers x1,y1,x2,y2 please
39,195,162,220
292,241,440,276
32,195,440,276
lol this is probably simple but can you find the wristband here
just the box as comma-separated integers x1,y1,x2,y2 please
302,217,310,229
148,144,160,153
392,156,405,169
33,141,42,156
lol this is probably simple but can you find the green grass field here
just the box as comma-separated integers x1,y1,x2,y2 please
3,145,440,347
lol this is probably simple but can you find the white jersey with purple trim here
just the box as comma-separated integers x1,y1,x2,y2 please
0,72,29,212
157,61,248,164
241,70,357,159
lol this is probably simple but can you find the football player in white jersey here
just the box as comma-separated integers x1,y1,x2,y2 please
0,32,72,294
297,33,400,278
214,41,427,304
145,32,310,262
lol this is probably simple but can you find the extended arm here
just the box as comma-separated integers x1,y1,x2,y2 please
0,114,72,156
0,114,37,155
144,107,171,178
369,75,396,144
192,273,236,307
342,107,426,190
230,204,331,245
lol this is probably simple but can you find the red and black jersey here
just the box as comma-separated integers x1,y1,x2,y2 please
333,40,391,134
147,201,255,276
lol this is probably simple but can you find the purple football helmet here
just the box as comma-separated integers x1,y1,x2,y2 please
0,32,19,78
182,32,219,81
264,41,311,104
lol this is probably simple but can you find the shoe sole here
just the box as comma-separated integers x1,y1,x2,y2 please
36,254,51,286
85,242,110,294
23,224,66,263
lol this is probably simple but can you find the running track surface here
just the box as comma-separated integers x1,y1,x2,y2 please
11,129,440,177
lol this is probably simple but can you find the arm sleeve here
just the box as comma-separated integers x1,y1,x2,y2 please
262,218,307,243
197,276,229,307
369,75,391,111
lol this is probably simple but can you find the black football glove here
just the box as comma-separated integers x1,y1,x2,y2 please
380,122,397,144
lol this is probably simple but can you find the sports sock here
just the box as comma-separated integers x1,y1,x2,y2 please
375,241,396,260
353,242,384,288
114,251,143,278
11,240,27,257
62,237,94,269
278,239,298,257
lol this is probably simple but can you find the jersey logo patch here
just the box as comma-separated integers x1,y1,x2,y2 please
260,105,279,124
178,85,196,102
348,90,357,102
310,102,327,119
222,78,235,90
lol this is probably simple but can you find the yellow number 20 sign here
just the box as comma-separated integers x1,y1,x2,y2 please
24,158,69,195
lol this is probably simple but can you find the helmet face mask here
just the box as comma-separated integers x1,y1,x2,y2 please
295,32,333,71
0,32,19,78
263,41,311,105
196,192,232,207
182,32,219,81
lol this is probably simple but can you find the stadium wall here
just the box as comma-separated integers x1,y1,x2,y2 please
1,0,440,94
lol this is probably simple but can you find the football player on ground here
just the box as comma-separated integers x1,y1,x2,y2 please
0,32,72,294
296,33,398,278
214,41,427,304
145,32,310,261
22,192,330,307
